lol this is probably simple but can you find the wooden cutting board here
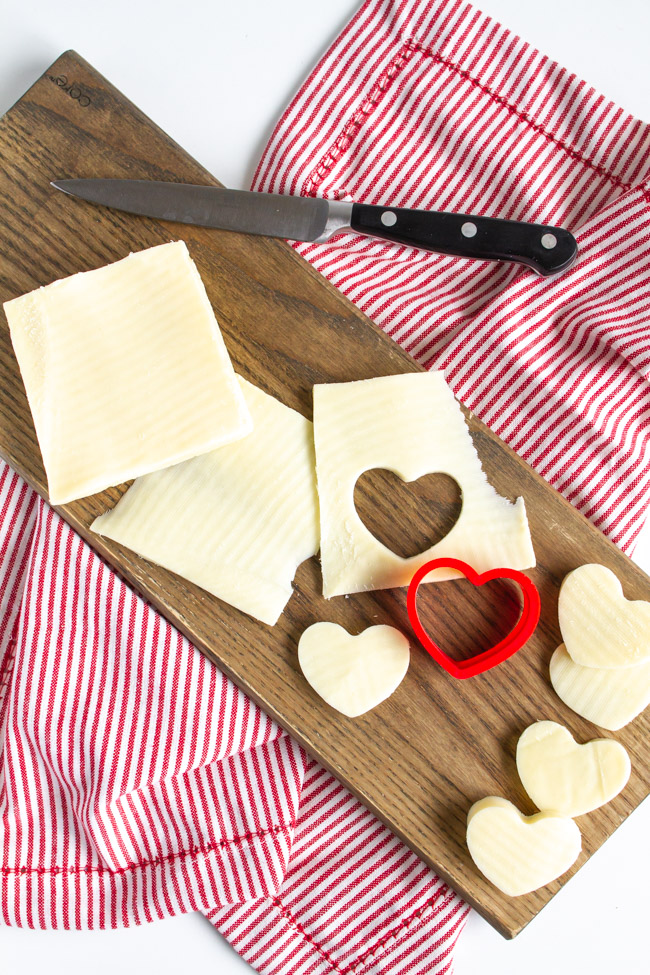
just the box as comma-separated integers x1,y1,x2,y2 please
1,51,648,939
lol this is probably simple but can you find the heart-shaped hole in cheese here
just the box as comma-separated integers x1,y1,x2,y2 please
516,721,631,818
315,373,535,599
298,622,410,717
466,797,581,897
354,469,462,559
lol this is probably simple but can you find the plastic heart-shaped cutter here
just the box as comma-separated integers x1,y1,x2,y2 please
406,558,540,679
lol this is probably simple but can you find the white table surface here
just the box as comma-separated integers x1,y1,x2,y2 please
1,1,649,972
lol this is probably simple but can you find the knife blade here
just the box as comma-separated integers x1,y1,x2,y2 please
51,179,578,276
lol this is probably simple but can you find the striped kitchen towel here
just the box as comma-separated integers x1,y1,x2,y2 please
0,464,466,970
2,1,649,973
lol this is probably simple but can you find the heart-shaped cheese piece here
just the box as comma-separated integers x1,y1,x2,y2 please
550,643,650,730
466,797,581,897
516,721,630,817
298,622,409,717
559,564,650,669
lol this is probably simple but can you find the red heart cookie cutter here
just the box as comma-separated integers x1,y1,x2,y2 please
406,558,540,679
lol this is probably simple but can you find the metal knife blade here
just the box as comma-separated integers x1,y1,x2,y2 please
51,179,352,242
50,179,578,275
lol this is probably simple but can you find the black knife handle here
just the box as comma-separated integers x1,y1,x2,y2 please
350,204,578,276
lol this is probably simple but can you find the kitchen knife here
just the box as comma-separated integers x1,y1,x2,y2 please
51,179,578,276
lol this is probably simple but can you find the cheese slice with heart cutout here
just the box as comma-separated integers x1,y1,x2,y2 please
91,377,319,625
313,373,535,598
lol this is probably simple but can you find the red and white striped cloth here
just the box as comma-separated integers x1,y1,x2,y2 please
2,0,650,972
0,468,466,971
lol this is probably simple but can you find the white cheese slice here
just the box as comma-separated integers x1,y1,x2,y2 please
558,563,650,669
550,643,650,731
92,377,319,625
3,241,251,504
298,622,410,717
516,720,630,818
466,796,581,897
313,373,535,597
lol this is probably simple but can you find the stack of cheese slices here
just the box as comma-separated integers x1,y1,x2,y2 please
4,241,535,629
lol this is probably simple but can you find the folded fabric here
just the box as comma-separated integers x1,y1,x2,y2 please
0,465,466,970
2,1,650,973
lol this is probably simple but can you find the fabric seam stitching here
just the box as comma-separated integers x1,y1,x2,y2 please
301,39,419,198
0,642,17,712
1,821,295,877
302,37,650,204
271,884,456,975
0,626,20,714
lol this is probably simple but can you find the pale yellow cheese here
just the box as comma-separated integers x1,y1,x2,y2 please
558,563,650,669
550,643,650,730
313,373,535,598
298,622,410,717
516,721,630,818
91,377,319,625
466,796,581,897
3,241,251,504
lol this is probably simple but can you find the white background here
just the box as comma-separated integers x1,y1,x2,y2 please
1,1,649,972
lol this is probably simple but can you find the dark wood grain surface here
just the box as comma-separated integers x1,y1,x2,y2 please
1,52,648,938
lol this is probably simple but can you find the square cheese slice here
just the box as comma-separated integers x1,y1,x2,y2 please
314,372,535,597
3,241,251,505
91,377,320,626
